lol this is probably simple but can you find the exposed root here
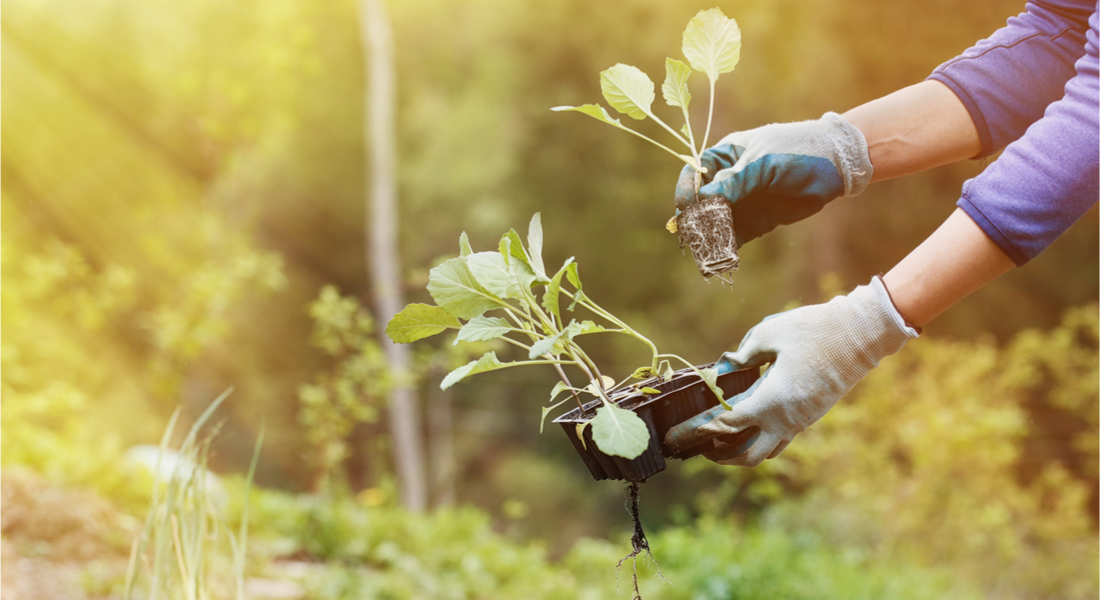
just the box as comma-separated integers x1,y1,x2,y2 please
676,198,739,282
615,482,669,599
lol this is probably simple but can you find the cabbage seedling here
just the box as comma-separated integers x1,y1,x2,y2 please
386,214,724,460
552,8,741,184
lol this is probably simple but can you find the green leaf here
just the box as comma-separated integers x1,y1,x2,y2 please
467,252,523,300
600,63,655,120
550,380,572,403
440,352,512,390
568,289,588,312
585,375,617,396
658,360,674,380
551,104,637,134
529,329,566,359
682,8,741,81
498,236,512,267
528,319,588,359
385,304,462,343
640,387,662,395
573,320,608,335
662,58,692,109
696,365,730,409
503,229,529,266
459,232,473,257
576,422,590,450
427,258,501,320
542,257,575,320
527,213,549,282
514,260,538,292
540,395,574,434
564,262,582,290
454,316,511,345
631,367,656,380
591,404,650,458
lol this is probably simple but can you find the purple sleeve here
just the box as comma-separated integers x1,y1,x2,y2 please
929,4,1099,266
928,0,1093,157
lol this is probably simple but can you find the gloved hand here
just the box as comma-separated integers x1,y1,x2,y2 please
674,112,873,244
664,276,918,466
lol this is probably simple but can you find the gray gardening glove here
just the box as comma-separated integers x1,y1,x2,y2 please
674,112,873,244
665,276,918,466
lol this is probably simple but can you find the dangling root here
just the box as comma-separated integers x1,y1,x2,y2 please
615,481,669,599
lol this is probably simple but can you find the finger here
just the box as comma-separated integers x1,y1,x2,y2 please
710,431,783,467
674,164,700,208
702,427,760,461
767,438,791,459
729,191,832,244
663,403,729,455
698,144,741,183
720,326,776,371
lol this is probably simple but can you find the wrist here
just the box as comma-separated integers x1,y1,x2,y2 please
822,112,873,197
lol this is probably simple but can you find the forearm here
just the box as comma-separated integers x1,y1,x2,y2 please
843,80,981,183
882,208,1014,327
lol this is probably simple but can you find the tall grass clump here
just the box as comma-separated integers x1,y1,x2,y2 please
124,388,263,600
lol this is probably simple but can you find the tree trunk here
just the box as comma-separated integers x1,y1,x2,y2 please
360,0,427,512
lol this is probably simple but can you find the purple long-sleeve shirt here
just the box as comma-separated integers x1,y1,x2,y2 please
927,0,1098,265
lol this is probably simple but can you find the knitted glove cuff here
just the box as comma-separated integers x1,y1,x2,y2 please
821,112,873,198
851,276,920,360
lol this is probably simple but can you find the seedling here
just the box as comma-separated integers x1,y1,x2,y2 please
552,7,743,282
386,213,724,460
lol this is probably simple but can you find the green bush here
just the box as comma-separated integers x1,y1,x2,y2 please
225,482,977,600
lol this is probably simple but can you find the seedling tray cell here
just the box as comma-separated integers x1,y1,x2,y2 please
554,364,760,481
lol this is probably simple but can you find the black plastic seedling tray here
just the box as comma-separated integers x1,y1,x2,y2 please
553,364,760,482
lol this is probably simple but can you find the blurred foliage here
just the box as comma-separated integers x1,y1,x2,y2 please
297,285,389,494
221,483,977,600
1,0,1096,597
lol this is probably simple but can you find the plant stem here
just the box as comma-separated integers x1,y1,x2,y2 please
679,104,699,162
643,108,692,150
616,123,701,170
571,293,661,371
569,343,606,393
700,78,716,152
498,335,533,351
552,364,586,412
656,353,696,369
502,307,544,345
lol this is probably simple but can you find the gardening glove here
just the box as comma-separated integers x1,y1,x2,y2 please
673,112,873,244
664,276,917,466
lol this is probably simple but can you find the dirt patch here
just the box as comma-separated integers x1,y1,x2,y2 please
1,469,129,562
1,469,134,599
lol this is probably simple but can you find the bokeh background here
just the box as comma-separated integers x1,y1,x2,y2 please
2,0,1097,598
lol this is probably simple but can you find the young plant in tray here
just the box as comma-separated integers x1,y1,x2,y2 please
386,213,724,460
552,7,744,281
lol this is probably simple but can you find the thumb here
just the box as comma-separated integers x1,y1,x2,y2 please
697,143,741,183
674,163,700,208
719,326,775,372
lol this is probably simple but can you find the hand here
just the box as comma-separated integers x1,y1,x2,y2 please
673,112,873,244
664,277,917,466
